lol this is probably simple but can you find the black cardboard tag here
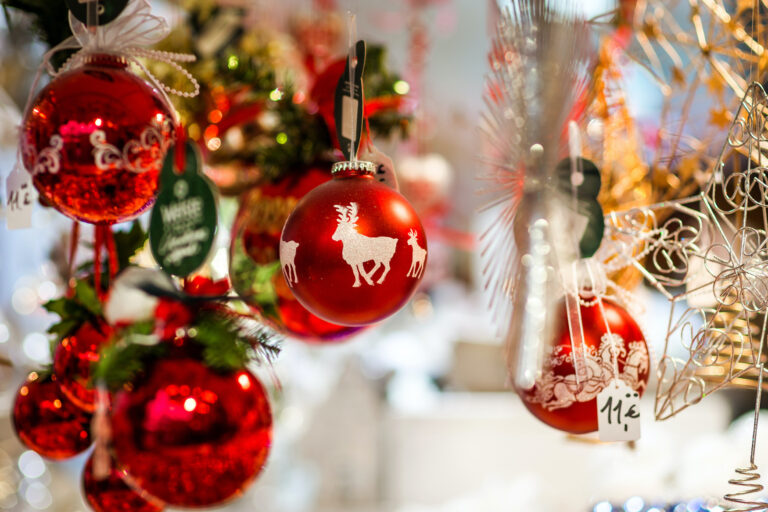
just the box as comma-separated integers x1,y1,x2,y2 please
65,0,129,25
334,40,366,161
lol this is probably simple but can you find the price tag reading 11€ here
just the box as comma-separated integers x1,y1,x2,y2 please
597,379,641,442
149,141,217,278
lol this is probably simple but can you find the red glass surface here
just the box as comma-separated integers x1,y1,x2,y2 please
12,372,92,459
54,320,112,412
110,358,272,507
83,453,165,512
280,172,427,325
520,298,650,434
21,54,174,224
230,167,363,341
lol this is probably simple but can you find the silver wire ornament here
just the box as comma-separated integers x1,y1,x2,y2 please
480,0,593,391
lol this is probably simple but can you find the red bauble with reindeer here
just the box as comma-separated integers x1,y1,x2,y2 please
280,161,427,326
520,297,650,434
21,54,175,224
110,356,272,507
230,166,364,341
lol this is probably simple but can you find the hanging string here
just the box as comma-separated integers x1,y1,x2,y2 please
66,221,80,298
93,225,103,297
174,125,187,174
105,225,118,282
91,384,112,480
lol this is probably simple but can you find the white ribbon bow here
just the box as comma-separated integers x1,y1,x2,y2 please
25,0,199,121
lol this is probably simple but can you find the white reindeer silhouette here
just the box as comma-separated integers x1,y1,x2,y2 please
406,229,427,278
332,202,397,287
280,239,300,285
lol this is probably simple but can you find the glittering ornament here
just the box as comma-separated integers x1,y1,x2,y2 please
110,357,272,507
21,53,175,224
280,161,427,326
12,372,92,459
83,452,164,512
520,297,650,434
53,320,112,412
230,166,363,341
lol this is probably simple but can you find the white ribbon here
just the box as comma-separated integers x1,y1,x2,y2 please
23,0,199,122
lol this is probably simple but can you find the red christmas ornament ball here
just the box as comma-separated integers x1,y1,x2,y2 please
53,320,113,412
230,166,364,341
12,372,92,459
83,453,165,512
280,163,427,325
520,297,650,434
21,53,175,224
110,357,272,507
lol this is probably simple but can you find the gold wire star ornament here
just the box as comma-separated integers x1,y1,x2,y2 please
603,82,768,509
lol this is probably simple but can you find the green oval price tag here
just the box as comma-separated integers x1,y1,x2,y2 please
65,0,129,25
150,141,217,277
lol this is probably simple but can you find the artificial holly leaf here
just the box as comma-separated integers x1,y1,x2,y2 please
47,318,81,339
554,157,604,258
43,297,75,317
75,279,102,317
114,220,148,270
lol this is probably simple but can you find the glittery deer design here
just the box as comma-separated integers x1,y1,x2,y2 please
406,229,427,278
280,239,300,285
332,202,398,287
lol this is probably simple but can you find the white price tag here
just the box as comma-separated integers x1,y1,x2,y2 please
359,144,399,191
597,379,641,442
341,95,359,142
5,164,36,230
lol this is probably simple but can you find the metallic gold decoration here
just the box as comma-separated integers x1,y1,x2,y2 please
589,0,768,207
603,82,768,507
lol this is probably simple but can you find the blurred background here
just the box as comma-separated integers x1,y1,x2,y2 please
0,0,764,511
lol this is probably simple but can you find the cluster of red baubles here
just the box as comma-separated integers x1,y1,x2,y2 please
13,327,273,510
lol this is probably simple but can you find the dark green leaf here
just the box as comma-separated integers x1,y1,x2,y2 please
75,280,102,316
114,221,148,270
47,318,81,340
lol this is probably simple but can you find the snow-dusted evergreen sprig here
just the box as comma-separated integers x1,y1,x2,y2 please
480,0,593,390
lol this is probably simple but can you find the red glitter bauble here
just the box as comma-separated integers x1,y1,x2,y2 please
12,372,92,459
110,357,272,507
230,167,364,341
21,53,175,224
280,162,427,326
520,297,650,434
82,453,165,512
54,320,112,412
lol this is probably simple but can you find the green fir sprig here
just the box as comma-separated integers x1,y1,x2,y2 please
93,303,281,391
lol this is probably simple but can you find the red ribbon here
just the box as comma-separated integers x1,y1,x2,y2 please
92,224,118,299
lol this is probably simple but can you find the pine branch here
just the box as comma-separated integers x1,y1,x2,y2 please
192,310,282,370
93,338,167,391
